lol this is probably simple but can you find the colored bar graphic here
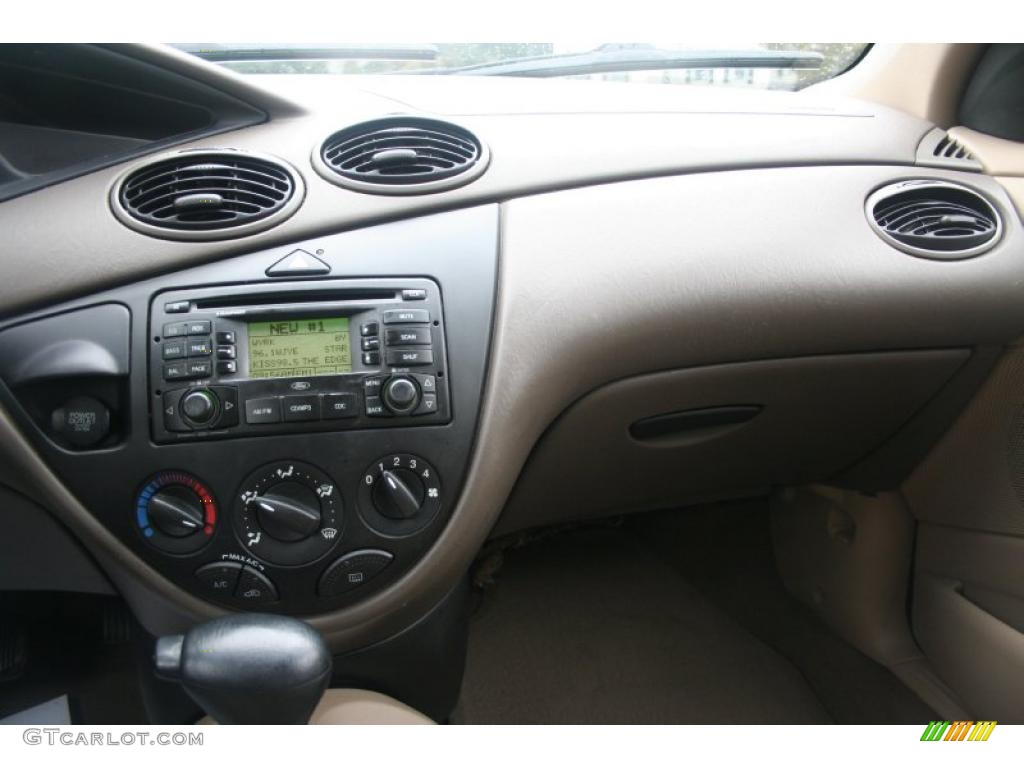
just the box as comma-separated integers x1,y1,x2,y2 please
920,720,996,742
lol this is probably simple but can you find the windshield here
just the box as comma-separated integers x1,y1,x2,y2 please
176,43,869,91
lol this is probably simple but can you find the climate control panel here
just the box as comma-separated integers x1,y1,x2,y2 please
134,454,441,611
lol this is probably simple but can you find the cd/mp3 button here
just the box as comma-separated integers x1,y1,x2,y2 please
283,395,320,422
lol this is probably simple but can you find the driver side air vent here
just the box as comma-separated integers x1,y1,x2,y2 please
111,150,304,241
314,117,489,195
866,180,1001,260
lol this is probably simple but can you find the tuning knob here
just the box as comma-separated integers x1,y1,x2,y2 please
382,376,420,415
248,481,322,542
372,469,425,519
148,485,206,537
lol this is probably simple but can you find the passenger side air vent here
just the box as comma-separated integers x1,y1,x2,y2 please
314,117,489,194
933,134,974,161
915,127,983,171
866,180,1001,260
111,150,304,241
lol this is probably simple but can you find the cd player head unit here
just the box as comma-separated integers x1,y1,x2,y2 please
149,278,449,442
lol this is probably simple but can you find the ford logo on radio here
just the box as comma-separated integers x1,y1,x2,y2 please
290,381,312,391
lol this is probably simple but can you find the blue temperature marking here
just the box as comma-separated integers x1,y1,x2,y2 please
136,481,158,530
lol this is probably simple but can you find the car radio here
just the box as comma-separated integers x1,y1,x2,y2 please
149,277,450,443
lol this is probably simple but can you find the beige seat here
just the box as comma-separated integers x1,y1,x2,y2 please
200,689,434,725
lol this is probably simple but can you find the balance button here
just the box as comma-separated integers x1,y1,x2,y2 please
382,309,430,325
361,337,380,351
163,362,190,380
234,566,278,604
283,395,320,422
385,349,433,366
401,289,427,301
245,397,281,424
385,327,431,346
323,393,357,419
186,320,211,335
195,562,242,598
318,550,393,597
186,360,213,378
163,322,188,338
162,341,187,360
216,345,237,360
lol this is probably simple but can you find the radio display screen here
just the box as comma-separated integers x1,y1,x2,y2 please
247,317,352,379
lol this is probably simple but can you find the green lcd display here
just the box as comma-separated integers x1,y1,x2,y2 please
247,317,352,379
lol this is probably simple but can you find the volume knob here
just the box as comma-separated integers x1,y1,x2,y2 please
181,389,218,425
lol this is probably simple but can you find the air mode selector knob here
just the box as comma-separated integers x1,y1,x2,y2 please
382,376,419,415
249,481,322,542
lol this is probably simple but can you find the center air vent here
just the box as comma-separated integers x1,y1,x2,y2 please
866,180,1001,260
111,150,303,241
315,117,489,195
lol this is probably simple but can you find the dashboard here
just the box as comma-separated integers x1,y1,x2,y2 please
1,44,1024,655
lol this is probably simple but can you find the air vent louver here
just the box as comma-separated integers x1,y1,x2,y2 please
867,180,1000,260
933,134,974,161
316,117,488,194
112,150,302,240
915,127,983,171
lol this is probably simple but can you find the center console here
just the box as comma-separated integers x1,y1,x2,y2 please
0,205,498,624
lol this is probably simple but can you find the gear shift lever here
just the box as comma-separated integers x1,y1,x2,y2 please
154,613,332,724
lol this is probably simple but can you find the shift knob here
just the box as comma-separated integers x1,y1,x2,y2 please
154,613,332,724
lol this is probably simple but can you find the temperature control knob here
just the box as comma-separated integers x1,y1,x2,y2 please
149,486,205,537
359,454,442,535
136,471,217,555
234,461,343,566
